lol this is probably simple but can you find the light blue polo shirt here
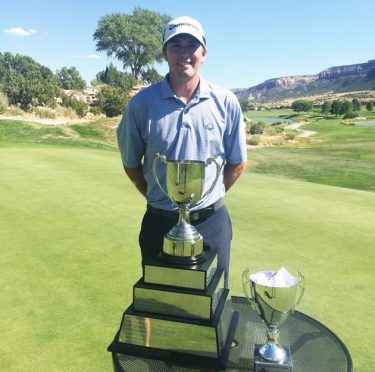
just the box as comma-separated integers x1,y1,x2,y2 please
117,75,247,211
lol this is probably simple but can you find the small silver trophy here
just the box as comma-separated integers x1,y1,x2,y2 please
242,268,304,371
152,153,220,265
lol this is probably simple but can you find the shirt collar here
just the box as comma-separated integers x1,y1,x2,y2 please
161,75,175,99
161,74,211,100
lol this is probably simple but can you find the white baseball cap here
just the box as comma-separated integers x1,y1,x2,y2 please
163,16,206,49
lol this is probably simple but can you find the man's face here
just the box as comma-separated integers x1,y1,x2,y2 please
163,34,206,81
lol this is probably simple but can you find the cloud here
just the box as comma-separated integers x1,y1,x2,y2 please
3,27,38,37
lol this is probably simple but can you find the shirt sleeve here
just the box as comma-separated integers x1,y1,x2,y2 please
224,92,248,164
116,99,146,168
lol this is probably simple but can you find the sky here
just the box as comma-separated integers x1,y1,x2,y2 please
1,0,374,89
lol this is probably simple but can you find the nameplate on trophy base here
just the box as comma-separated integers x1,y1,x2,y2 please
134,269,224,320
143,248,217,290
254,344,293,372
108,289,238,368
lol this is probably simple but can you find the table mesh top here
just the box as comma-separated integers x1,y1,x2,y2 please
112,296,352,372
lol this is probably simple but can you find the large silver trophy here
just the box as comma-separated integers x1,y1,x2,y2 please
152,153,220,265
242,268,304,371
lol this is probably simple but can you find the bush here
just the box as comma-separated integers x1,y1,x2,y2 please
284,132,296,140
265,125,284,136
247,134,262,146
34,107,56,119
7,105,24,116
249,121,266,135
0,91,9,114
343,112,358,119
97,86,130,117
55,106,76,119
61,95,88,118
90,106,102,116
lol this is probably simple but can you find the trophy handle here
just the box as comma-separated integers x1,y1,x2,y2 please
201,157,221,200
242,268,256,309
294,271,305,310
152,153,169,199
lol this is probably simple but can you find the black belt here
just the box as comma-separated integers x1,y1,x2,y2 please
147,198,225,222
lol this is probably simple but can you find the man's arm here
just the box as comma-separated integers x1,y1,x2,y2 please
223,162,247,192
124,164,147,197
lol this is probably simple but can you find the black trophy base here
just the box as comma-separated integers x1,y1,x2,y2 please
254,344,293,372
108,290,238,369
108,309,238,369
159,250,206,265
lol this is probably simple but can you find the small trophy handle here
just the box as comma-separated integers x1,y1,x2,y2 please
201,157,221,200
242,268,255,309
294,271,305,310
152,153,169,199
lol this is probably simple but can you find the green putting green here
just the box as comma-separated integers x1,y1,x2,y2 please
0,142,374,370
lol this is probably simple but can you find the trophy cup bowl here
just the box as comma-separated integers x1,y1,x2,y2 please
242,268,304,365
153,153,220,265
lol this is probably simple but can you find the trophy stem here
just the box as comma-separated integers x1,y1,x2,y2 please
259,323,287,363
160,203,206,265
178,203,191,224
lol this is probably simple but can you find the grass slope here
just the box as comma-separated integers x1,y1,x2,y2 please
245,111,375,191
1,147,374,371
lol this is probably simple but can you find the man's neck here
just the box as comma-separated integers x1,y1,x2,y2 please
168,74,200,104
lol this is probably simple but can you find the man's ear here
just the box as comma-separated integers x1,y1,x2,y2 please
201,47,207,62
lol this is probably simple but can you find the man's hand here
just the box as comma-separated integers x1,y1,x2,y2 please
223,162,247,192
124,165,147,197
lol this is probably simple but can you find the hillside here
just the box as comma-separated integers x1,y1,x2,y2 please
233,59,375,103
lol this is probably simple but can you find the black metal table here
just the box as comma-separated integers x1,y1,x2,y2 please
112,296,352,372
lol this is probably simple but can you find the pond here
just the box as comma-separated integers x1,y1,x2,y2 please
248,117,294,125
355,121,375,126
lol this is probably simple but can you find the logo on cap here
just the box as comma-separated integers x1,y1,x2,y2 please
169,22,200,32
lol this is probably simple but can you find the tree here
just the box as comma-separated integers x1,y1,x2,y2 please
96,63,136,89
56,66,86,90
340,100,353,116
366,101,374,111
291,100,312,114
291,100,305,114
321,101,331,117
97,86,130,117
303,100,313,113
352,98,361,111
237,97,249,112
330,100,343,118
140,67,163,85
93,8,171,81
0,52,60,110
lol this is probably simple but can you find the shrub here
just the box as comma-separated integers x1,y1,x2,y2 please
247,134,262,146
35,107,56,119
7,105,24,116
61,95,88,118
265,125,284,136
343,112,358,119
250,121,266,135
97,86,130,117
90,106,102,116
55,106,77,119
284,132,296,140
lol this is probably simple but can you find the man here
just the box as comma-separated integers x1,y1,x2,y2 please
117,16,247,288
